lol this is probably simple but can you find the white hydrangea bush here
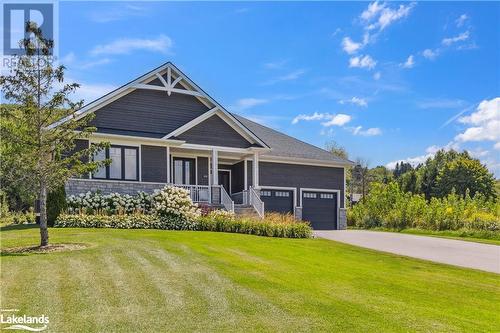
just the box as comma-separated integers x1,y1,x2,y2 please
151,186,201,221
208,209,235,220
66,191,152,215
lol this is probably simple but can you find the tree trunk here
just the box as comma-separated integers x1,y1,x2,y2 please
39,182,49,247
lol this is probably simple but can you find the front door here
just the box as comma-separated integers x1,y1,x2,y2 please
218,170,231,194
173,158,195,185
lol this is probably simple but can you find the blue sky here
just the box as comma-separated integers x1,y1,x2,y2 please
57,1,499,175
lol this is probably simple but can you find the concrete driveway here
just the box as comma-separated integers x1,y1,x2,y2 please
315,230,500,274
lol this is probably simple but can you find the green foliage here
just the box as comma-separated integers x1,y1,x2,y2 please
0,211,35,226
47,186,67,226
435,156,496,199
54,213,312,238
348,182,500,233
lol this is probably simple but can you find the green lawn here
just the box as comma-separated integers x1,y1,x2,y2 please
1,225,499,332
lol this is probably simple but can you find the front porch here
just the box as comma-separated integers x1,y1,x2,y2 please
67,144,266,217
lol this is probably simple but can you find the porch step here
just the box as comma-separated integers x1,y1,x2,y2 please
233,205,259,217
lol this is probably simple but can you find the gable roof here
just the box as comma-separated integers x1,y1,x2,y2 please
47,62,269,148
233,114,355,166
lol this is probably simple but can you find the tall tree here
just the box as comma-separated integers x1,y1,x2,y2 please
0,22,107,246
435,156,496,199
352,158,371,201
325,140,349,160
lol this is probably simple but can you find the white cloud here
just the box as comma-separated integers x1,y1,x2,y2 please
455,97,500,144
361,2,416,32
264,69,306,85
90,35,173,56
342,37,363,54
62,79,117,104
401,55,415,68
418,98,466,109
373,71,381,80
442,31,470,46
386,153,431,169
422,48,438,60
292,112,351,127
349,55,377,70
455,14,468,27
350,126,382,136
322,114,352,127
263,60,287,69
232,98,268,111
494,142,500,151
340,97,368,107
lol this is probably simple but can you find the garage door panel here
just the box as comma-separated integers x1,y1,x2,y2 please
260,189,293,214
302,191,337,230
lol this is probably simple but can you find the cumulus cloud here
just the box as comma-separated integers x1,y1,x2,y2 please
349,55,377,70
322,114,352,127
422,48,438,60
442,31,470,46
292,112,351,127
350,126,382,136
340,97,368,107
401,55,415,68
90,35,173,56
341,37,363,54
455,97,500,144
361,1,416,32
455,14,468,28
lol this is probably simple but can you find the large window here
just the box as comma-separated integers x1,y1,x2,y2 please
93,145,139,181
172,158,195,185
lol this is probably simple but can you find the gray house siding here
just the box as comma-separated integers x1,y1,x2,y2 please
197,157,209,185
141,145,167,183
67,139,89,179
177,115,252,148
259,162,345,208
90,89,209,138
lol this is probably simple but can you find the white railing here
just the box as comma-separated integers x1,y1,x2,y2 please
220,186,235,213
249,186,264,218
171,184,211,203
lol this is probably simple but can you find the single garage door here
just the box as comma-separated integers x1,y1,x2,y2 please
302,191,337,230
260,189,294,214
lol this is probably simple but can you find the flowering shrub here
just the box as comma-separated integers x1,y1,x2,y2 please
54,214,196,230
348,182,500,233
208,209,235,220
66,191,154,215
151,186,200,221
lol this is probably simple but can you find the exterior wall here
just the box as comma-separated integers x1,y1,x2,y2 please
177,115,252,148
259,162,345,208
141,145,167,182
89,89,209,137
197,157,209,185
66,179,165,196
70,139,90,179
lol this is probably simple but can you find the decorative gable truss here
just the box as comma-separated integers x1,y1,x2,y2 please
47,62,270,149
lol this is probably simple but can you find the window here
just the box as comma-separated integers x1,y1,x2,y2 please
261,190,271,197
275,191,290,197
303,192,317,199
92,145,139,181
320,193,335,199
172,158,195,185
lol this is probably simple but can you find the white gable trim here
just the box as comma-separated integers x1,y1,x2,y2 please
162,108,264,147
47,62,269,148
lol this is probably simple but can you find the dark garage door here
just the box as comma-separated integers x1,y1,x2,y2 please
260,189,294,214
302,191,337,230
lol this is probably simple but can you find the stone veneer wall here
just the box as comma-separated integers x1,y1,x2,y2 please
65,179,166,196
338,208,347,230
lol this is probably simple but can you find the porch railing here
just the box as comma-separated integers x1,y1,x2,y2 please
248,186,264,218
220,186,235,213
171,184,211,203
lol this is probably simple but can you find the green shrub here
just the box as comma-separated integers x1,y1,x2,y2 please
54,213,312,238
47,185,67,226
350,182,500,233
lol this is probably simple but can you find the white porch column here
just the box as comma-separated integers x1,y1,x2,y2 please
252,152,259,189
211,149,218,185
166,146,171,183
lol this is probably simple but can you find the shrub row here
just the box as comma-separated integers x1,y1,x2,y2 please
348,182,500,232
54,212,312,238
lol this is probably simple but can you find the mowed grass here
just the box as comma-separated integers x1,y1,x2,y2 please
1,226,499,332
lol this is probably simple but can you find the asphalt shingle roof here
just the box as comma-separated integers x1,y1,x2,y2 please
233,114,354,165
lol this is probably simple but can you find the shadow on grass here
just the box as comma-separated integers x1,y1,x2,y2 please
0,223,39,232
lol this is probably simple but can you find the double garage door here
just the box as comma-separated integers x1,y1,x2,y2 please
260,189,338,230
